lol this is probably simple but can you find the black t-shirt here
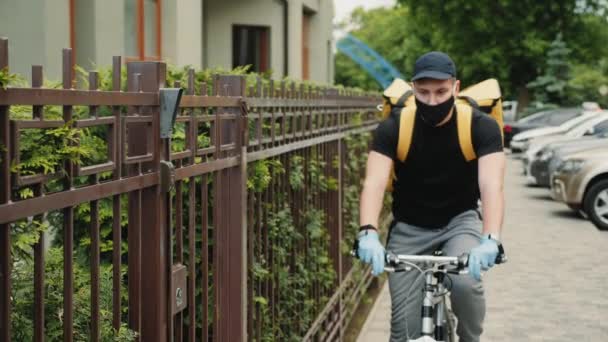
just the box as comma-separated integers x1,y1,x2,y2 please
372,106,503,228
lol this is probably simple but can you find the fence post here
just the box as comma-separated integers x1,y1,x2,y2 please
126,61,169,341
326,88,344,339
0,36,11,342
214,75,247,342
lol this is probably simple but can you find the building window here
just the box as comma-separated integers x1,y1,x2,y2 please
125,0,162,61
233,26,270,73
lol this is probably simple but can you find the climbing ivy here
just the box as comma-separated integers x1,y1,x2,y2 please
250,151,337,341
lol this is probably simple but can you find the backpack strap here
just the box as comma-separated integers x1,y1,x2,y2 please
456,104,477,161
393,90,413,107
385,106,415,192
396,106,416,162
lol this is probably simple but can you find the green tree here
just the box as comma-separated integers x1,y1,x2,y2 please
398,0,607,103
336,1,608,110
567,58,608,108
527,33,572,105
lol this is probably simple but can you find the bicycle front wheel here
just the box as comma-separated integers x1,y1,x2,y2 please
443,305,457,342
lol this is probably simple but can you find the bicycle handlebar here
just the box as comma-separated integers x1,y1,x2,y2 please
351,238,507,274
384,252,470,274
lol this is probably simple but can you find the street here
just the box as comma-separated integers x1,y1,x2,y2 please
358,155,608,341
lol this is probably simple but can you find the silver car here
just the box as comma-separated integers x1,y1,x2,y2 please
528,126,608,187
511,110,600,153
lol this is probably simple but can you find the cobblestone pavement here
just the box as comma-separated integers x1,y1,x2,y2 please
357,155,608,341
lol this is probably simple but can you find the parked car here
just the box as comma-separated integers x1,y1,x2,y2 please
529,132,608,187
551,146,608,230
504,107,581,148
510,110,600,153
522,113,608,174
502,100,518,123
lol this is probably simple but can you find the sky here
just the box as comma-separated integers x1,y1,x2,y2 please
333,0,396,25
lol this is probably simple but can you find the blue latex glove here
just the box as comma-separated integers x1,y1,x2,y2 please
357,230,385,276
468,236,499,281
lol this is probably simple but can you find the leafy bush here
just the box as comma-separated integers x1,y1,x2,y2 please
11,247,137,341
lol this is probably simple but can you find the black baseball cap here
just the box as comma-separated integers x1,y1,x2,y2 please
411,51,456,81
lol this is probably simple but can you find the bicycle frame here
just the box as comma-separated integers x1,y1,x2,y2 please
386,253,465,342
418,271,452,342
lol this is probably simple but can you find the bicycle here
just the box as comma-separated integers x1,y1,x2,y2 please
352,242,507,342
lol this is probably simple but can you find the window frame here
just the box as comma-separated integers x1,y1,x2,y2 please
232,25,271,73
125,0,163,62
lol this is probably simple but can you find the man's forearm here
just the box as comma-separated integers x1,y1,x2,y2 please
480,185,504,237
359,182,386,229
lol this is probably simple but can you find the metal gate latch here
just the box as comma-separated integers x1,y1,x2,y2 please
171,264,188,315
160,160,175,193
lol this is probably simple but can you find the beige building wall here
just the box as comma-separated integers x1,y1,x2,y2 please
307,0,334,83
75,0,125,74
289,0,334,83
164,0,203,68
286,0,303,80
0,0,70,82
1,0,334,84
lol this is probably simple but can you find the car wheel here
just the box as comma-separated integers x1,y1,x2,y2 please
583,180,608,231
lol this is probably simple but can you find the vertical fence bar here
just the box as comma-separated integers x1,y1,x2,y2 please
173,78,185,342
31,65,46,342
126,72,142,334
88,71,101,342
213,75,246,342
175,164,184,342
127,61,168,341
280,82,287,143
331,139,343,339
0,37,11,342
337,139,344,280
187,69,197,342
111,56,123,332
246,189,254,341
211,75,220,342
62,48,75,342
256,77,263,151
257,176,265,341
200,173,209,342
269,80,276,147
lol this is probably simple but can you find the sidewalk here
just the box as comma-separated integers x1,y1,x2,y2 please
356,282,391,341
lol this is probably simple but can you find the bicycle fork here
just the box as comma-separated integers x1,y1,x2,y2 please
421,272,450,342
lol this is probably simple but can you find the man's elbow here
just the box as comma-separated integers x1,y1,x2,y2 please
480,180,504,195
363,177,388,194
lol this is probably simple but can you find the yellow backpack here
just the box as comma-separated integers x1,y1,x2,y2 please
380,78,504,191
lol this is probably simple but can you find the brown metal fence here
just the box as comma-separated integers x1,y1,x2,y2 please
0,37,380,341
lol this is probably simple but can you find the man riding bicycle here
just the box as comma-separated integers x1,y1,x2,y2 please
357,51,505,342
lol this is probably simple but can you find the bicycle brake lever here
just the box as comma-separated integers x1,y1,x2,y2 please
350,239,360,259
495,243,507,264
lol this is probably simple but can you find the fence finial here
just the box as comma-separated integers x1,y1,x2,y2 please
0,37,8,70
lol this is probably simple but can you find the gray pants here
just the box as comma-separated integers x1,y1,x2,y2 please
387,210,485,342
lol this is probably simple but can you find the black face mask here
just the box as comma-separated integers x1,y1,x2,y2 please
415,96,455,127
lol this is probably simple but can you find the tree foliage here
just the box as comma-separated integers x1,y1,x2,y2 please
527,33,572,105
336,1,608,107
